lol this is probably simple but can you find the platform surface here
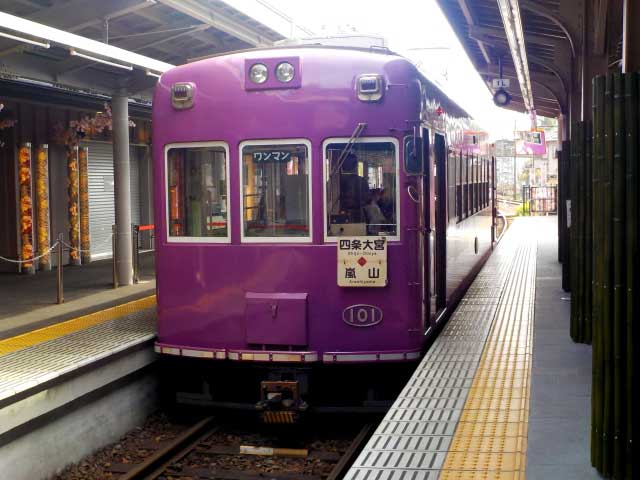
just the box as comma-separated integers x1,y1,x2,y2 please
0,252,155,339
346,216,599,480
0,296,156,403
526,218,599,479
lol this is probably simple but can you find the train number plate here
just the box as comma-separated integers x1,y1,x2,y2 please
337,236,387,287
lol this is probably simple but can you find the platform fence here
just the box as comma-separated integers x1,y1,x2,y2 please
521,185,558,215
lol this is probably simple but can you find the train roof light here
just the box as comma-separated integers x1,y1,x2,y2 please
275,62,295,83
171,82,195,110
357,74,383,102
249,63,268,84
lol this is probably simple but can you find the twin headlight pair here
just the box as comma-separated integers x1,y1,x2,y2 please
249,62,295,84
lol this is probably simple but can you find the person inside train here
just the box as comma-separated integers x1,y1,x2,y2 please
364,188,388,234
339,152,369,222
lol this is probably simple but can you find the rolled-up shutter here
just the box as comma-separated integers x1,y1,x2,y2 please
84,141,140,259
130,147,141,226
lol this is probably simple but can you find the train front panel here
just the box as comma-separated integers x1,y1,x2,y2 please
153,48,428,364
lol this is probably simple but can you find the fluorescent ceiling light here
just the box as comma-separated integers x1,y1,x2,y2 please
496,0,534,112
0,11,173,73
146,69,161,78
70,49,133,71
0,30,50,48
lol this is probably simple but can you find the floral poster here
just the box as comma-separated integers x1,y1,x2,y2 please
68,145,81,265
79,146,91,264
36,145,50,270
18,143,35,274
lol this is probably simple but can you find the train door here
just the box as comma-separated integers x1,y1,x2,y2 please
434,134,447,313
420,127,432,332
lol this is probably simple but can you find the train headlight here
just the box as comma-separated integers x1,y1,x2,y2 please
357,74,383,101
275,62,295,83
249,63,268,84
171,82,195,110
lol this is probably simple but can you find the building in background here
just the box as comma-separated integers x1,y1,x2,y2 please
494,118,558,203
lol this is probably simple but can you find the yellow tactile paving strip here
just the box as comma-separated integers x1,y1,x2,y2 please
0,295,156,356
440,235,536,480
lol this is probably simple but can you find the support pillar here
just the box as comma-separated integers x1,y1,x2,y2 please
622,0,640,73
112,91,133,286
557,113,566,264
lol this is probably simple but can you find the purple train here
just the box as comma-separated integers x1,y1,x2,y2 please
153,43,495,416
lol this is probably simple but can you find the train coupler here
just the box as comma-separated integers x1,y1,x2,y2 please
255,380,308,423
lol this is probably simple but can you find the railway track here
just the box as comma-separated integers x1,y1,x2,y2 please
105,417,372,480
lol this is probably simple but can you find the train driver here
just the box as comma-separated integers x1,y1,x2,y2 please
364,188,388,234
339,152,369,223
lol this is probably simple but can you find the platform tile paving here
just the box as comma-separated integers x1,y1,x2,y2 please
0,307,156,402
345,220,537,480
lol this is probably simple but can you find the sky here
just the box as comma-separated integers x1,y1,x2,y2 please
222,0,534,141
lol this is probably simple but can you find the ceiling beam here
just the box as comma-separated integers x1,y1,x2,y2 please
469,24,570,51
0,11,173,73
471,27,568,107
156,0,273,47
508,99,558,117
520,0,576,58
12,0,43,8
456,0,492,64
483,63,560,87
54,23,209,76
480,68,566,113
496,0,534,112
0,0,155,56
527,54,569,97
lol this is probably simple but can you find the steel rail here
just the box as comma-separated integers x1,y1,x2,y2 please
326,423,373,480
119,416,216,480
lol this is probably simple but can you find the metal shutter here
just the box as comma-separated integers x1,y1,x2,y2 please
84,141,140,259
130,147,141,226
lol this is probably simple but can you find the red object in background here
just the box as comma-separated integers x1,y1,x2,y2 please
436,106,444,116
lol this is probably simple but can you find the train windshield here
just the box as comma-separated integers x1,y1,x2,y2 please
166,144,229,241
325,140,397,238
241,142,310,240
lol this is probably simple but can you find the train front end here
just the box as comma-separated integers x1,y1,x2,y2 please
153,47,425,414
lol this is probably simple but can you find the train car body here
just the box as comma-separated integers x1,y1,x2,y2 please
153,45,494,413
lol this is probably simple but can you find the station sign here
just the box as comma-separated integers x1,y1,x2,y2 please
337,237,387,287
492,78,511,89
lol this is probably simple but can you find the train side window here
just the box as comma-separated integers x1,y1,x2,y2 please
240,141,311,241
403,136,423,174
447,149,456,222
463,154,469,218
324,139,398,239
166,143,229,242
456,152,463,221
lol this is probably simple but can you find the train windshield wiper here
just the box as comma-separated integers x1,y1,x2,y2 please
329,122,367,177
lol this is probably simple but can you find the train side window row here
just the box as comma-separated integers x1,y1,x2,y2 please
449,151,490,223
165,139,399,242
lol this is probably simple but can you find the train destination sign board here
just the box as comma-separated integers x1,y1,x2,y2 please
252,150,292,162
337,236,388,287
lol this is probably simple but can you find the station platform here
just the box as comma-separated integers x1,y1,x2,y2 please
0,294,156,401
0,294,158,479
0,251,155,339
346,217,597,480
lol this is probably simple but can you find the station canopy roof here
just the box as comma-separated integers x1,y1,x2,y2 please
0,0,285,104
435,0,616,119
